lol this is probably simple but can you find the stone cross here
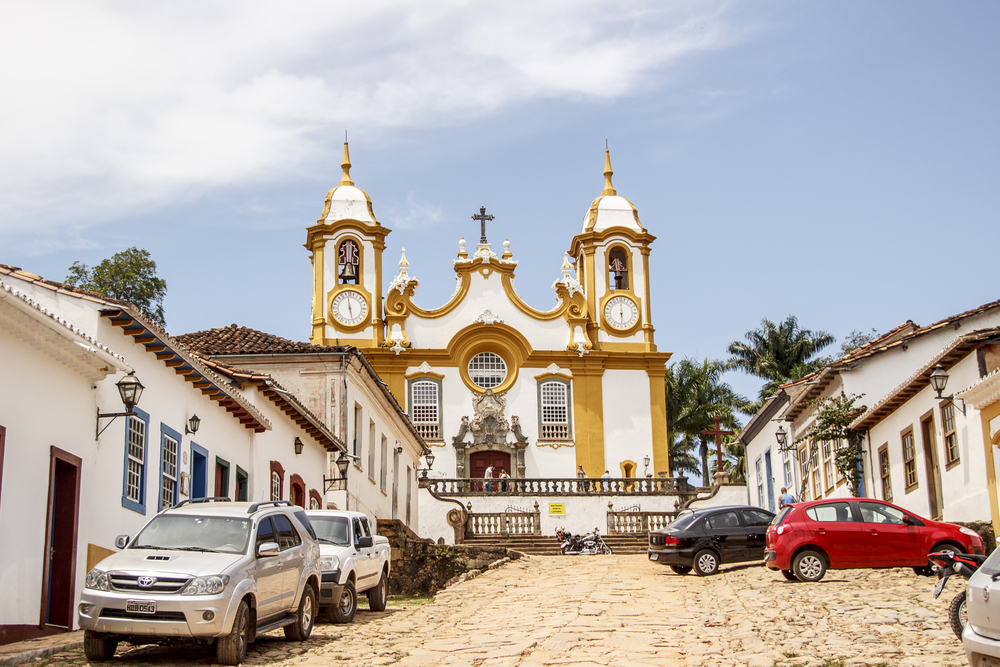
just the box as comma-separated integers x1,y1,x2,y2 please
701,415,734,478
471,206,494,244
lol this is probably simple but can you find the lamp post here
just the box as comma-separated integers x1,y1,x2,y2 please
928,364,967,415
96,371,145,438
294,437,303,455
323,451,353,508
643,455,651,478
775,425,788,449
186,414,201,435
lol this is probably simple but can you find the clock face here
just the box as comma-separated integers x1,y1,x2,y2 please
331,290,368,326
604,295,638,330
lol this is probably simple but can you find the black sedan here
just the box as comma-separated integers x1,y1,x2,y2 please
648,505,775,575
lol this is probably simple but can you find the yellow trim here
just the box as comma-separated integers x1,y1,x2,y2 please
980,402,1000,540
619,460,637,478
327,285,373,334
446,323,533,395
641,246,654,346
599,290,642,337
404,370,446,381
573,367,605,476
648,370,670,477
533,371,573,382
310,245,324,344
536,441,575,449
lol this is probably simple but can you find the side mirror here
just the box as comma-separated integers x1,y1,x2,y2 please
902,515,915,526
115,535,131,549
257,541,280,558
356,536,374,549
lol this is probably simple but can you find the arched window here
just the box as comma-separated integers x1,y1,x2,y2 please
468,352,507,389
410,380,441,440
309,489,323,509
271,472,281,501
290,474,306,507
539,380,571,439
608,248,628,290
338,239,360,284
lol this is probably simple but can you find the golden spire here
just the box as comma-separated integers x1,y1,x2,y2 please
601,144,616,196
338,138,354,187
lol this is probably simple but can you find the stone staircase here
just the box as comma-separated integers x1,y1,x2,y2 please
463,533,649,556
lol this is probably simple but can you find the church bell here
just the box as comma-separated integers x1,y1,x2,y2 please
339,262,357,282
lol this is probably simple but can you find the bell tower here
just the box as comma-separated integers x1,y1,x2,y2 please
568,148,657,352
305,141,390,347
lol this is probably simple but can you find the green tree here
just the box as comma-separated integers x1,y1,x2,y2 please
708,437,746,485
66,247,168,326
726,315,835,413
796,392,866,496
839,328,879,356
665,358,747,486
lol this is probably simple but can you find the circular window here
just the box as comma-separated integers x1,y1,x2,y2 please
467,352,508,389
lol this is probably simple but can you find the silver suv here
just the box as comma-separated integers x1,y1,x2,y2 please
78,499,321,665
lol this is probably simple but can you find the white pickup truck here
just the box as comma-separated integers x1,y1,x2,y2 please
304,510,390,623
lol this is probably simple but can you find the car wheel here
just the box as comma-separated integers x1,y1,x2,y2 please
781,569,797,581
670,565,692,575
367,569,388,612
284,584,316,641
83,631,119,662
329,579,357,624
216,600,250,665
792,550,826,582
693,549,720,576
949,591,967,641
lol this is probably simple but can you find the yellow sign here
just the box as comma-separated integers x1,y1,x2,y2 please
548,503,566,515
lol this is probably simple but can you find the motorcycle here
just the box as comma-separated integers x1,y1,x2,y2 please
556,527,613,555
929,550,987,639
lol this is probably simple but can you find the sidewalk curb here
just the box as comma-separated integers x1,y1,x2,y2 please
0,642,83,667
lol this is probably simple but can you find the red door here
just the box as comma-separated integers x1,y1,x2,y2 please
858,501,920,565
468,451,511,491
43,447,82,629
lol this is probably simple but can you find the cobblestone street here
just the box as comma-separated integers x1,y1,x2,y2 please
36,555,967,667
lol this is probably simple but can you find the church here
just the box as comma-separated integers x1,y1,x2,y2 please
305,142,672,483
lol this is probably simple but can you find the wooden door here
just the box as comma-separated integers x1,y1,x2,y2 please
42,447,81,629
469,451,511,478
920,415,943,520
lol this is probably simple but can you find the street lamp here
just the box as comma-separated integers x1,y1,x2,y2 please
294,437,304,455
775,425,788,449
419,452,435,480
928,364,966,415
96,371,145,438
186,414,201,435
643,455,651,477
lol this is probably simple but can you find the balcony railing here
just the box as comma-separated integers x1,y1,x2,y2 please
607,511,677,535
424,476,692,497
468,511,541,537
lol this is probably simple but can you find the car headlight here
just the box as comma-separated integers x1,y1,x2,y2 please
85,569,111,591
960,527,979,538
181,575,230,595
319,555,340,572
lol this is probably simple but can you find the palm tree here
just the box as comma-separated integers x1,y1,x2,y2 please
726,315,835,413
665,359,747,486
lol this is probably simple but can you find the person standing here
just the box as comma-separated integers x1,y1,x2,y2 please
484,464,495,493
577,465,588,492
779,487,795,508
601,469,611,491
499,468,509,492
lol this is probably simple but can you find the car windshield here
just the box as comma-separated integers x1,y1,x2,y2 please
668,512,698,531
981,545,1000,578
770,507,792,526
131,515,251,554
309,516,352,546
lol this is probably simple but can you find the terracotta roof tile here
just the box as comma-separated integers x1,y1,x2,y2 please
177,324,348,356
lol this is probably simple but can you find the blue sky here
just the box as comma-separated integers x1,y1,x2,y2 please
2,1,997,410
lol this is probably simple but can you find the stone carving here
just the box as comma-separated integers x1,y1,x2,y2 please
474,310,504,325
418,361,432,373
451,390,529,479
546,363,561,374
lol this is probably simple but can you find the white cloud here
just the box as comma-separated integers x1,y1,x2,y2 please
0,0,742,247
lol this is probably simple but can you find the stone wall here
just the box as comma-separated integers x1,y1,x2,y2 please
377,519,522,596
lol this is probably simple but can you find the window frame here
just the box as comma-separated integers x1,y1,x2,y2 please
380,435,388,491
122,407,150,514
215,456,230,499
755,457,764,507
235,466,249,502
467,351,508,390
408,378,443,441
353,403,362,459
901,427,918,492
537,378,573,440
822,440,835,493
368,420,376,481
270,460,285,501
781,448,792,487
798,445,810,501
941,402,960,467
878,443,892,502
159,423,181,512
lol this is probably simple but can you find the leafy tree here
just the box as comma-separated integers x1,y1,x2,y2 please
795,392,866,496
66,247,168,326
726,315,835,413
664,358,747,486
708,438,746,485
839,328,879,356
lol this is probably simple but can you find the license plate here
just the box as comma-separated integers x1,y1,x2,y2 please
126,600,156,615
933,576,948,599
982,656,1000,667
649,553,658,561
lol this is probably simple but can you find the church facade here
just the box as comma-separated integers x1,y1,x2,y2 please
305,143,672,482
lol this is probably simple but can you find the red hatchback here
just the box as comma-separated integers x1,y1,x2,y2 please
765,498,984,582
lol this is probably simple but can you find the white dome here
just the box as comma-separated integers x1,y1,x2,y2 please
324,185,376,224
582,194,643,233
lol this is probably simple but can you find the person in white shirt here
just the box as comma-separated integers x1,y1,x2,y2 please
484,464,495,492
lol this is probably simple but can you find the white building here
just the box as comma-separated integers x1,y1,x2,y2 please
0,265,340,644
176,327,429,528
739,299,1000,525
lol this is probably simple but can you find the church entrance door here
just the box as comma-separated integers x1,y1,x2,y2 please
469,451,511,491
